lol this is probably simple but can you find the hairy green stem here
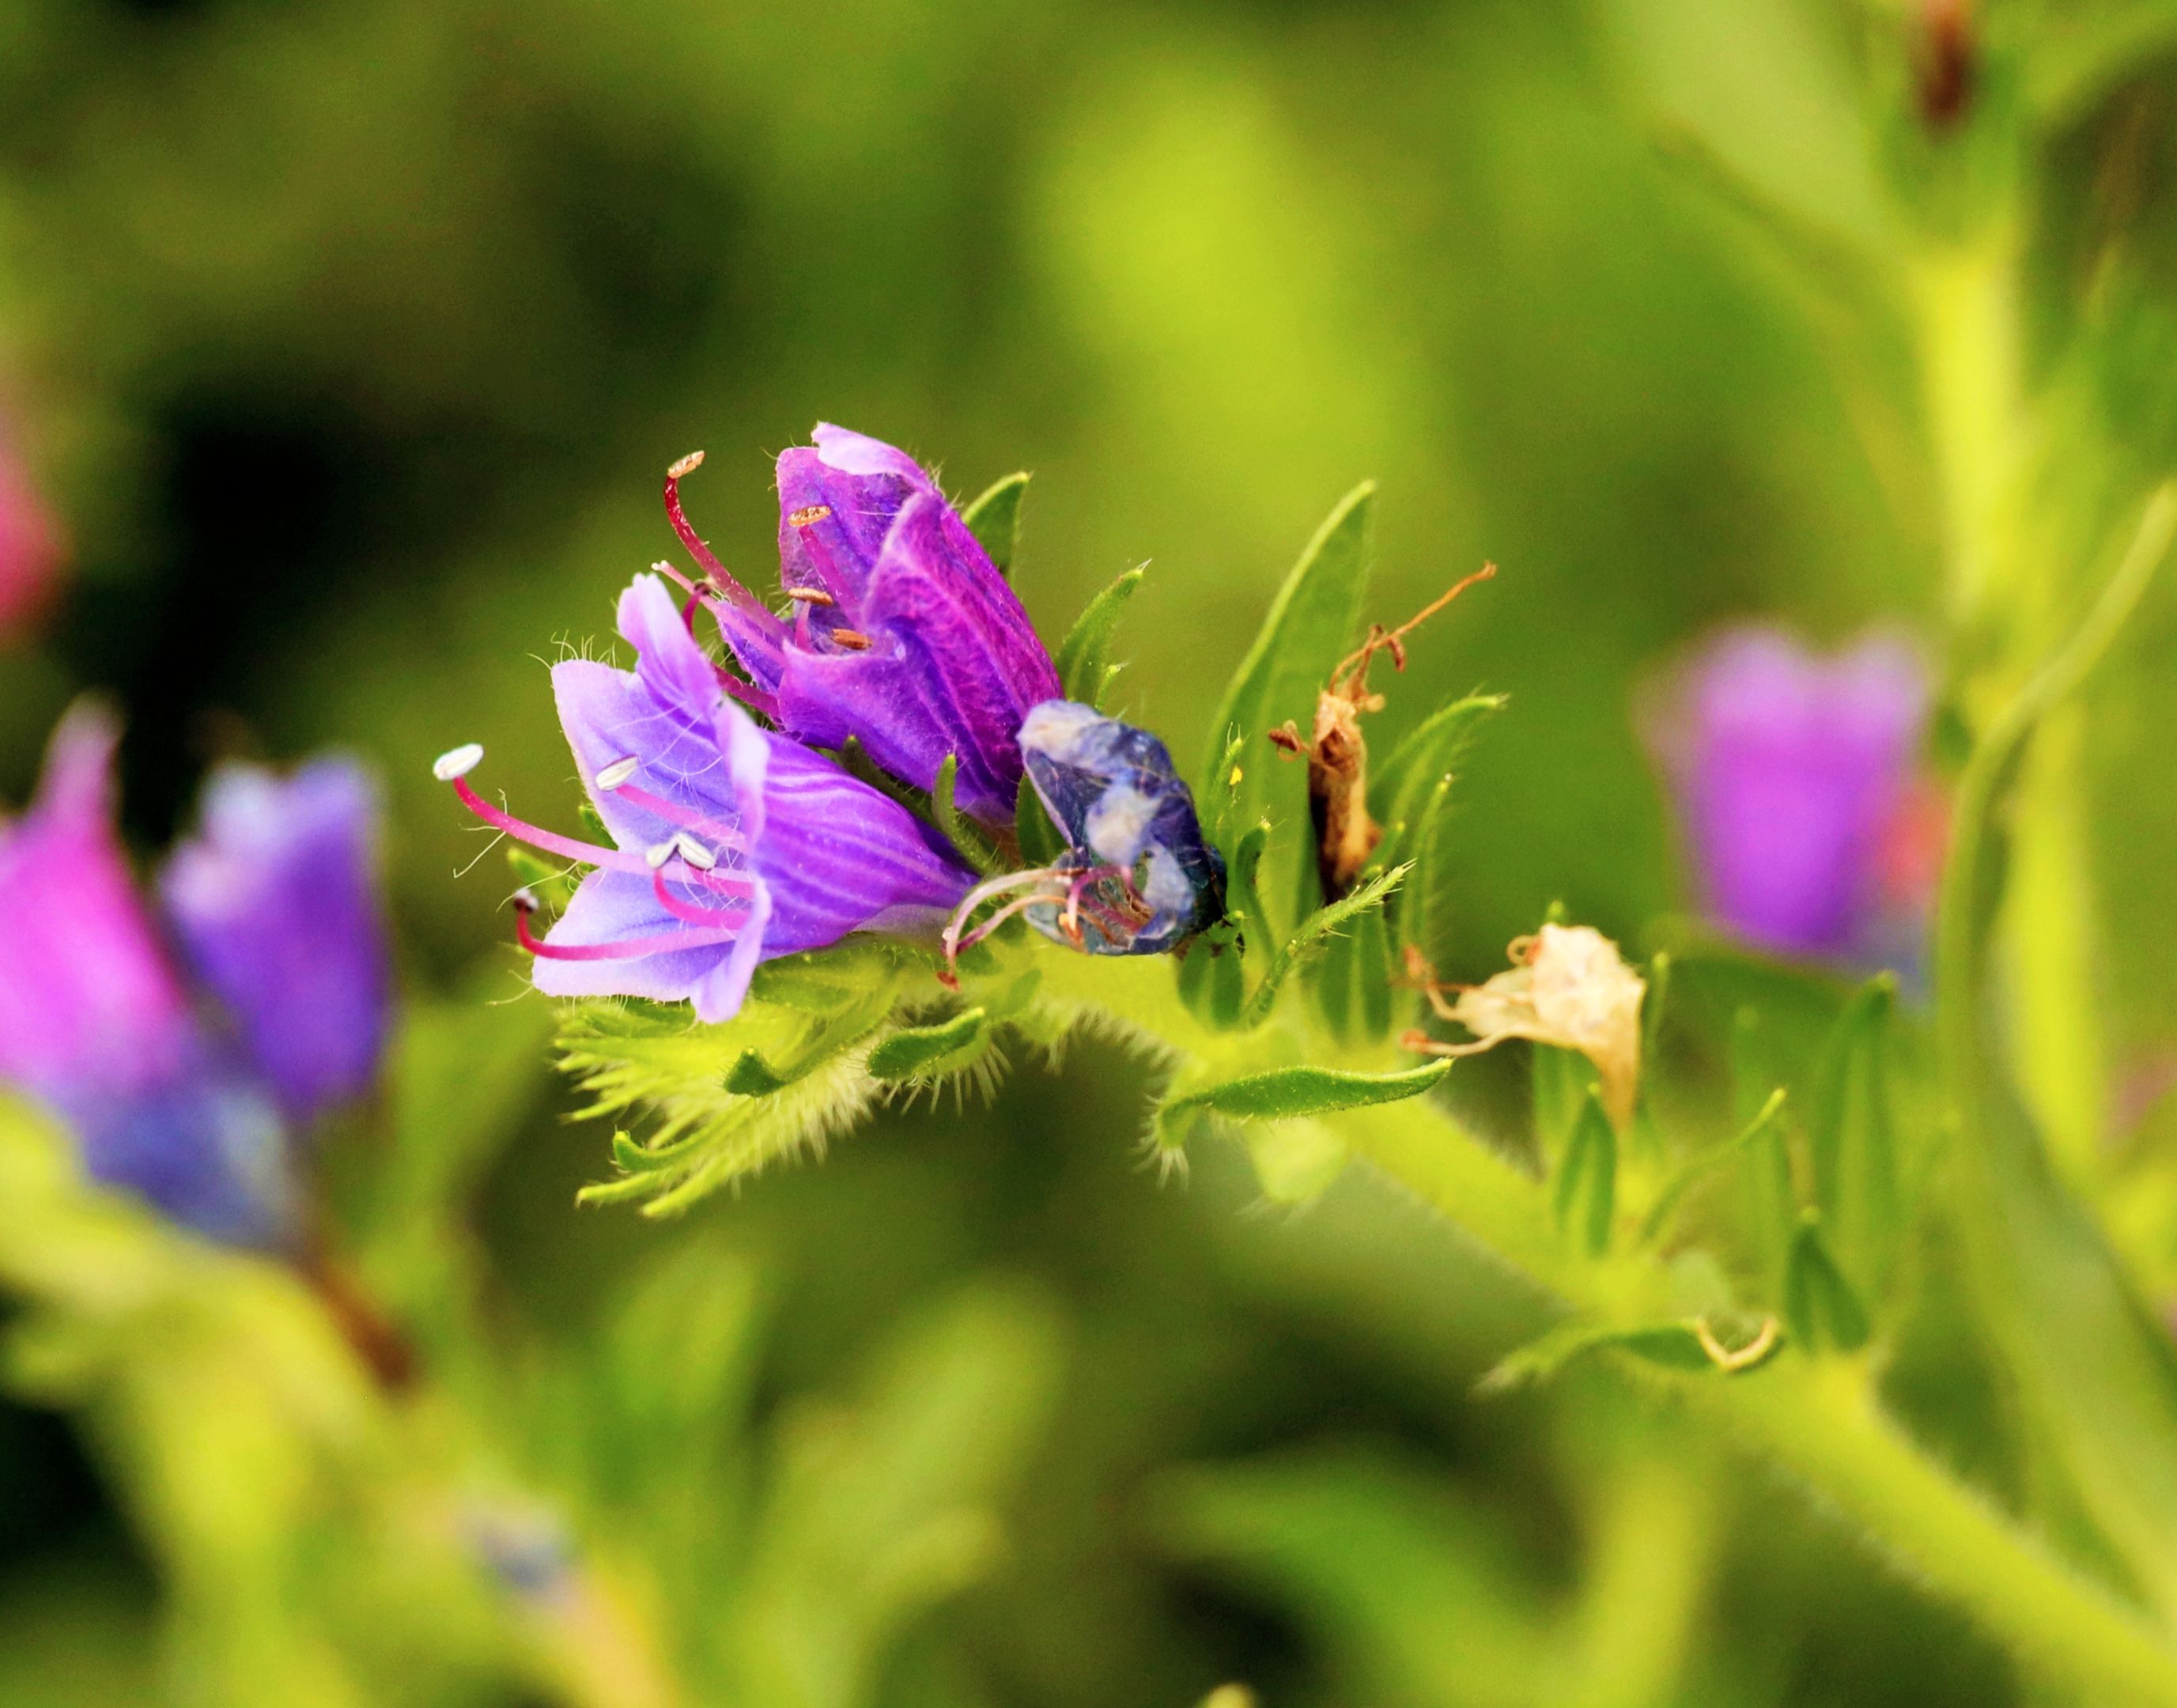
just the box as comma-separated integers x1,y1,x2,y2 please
1037,948,2177,1702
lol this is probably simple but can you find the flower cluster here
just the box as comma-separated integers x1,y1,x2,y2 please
0,705,390,1246
442,426,1224,1019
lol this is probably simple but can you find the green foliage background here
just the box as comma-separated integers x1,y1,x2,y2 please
6,2,2177,1703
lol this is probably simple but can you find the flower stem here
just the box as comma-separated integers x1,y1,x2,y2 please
1032,946,2177,1702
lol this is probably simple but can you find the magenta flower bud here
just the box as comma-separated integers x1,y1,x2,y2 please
0,707,391,1245
669,425,1060,826
440,573,979,1022
1650,625,1937,965
0,421,63,641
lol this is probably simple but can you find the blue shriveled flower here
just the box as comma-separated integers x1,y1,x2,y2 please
0,705,391,1246
999,698,1224,957
663,425,1061,826
1650,625,1940,966
440,572,981,1022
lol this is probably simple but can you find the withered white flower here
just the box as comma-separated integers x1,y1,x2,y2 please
1404,924,1646,1125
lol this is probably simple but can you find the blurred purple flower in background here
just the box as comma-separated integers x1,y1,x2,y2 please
1650,625,1945,969
440,572,979,1022
667,425,1062,826
0,420,63,640
0,705,391,1245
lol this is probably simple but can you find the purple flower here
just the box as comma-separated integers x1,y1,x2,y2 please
0,421,62,641
665,425,1060,826
0,705,391,1246
440,572,980,1022
164,759,391,1124
1651,625,1935,963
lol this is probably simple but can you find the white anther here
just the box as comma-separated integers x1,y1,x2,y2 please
673,833,717,871
433,743,485,782
595,756,639,790
644,841,676,870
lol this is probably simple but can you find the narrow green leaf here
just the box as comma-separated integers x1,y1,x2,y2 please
1054,565,1144,710
1784,1219,1870,1355
1015,772,1066,870
1396,774,1455,957
1309,902,1395,1045
1806,975,1899,1298
1177,922,1245,1032
961,470,1029,575
1554,1092,1616,1257
1479,1317,1712,1392
1203,731,1249,850
1162,1058,1450,1128
1200,485,1375,937
867,1007,990,1082
932,755,1006,876
1532,1044,1593,1166
1241,863,1406,1030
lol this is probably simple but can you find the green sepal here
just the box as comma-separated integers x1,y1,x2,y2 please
1307,902,1395,1045
961,470,1029,575
1160,1058,1450,1132
1014,772,1066,870
1177,922,1246,1031
1640,1088,1788,1248
1805,974,1900,1300
1202,731,1249,852
867,1007,991,1083
1054,565,1144,710
1784,1217,1870,1355
1532,1042,1595,1166
1370,693,1506,872
932,754,1007,876
1554,1091,1616,1257
1241,863,1406,1030
1200,484,1374,939
1472,1313,1776,1392
836,735,931,818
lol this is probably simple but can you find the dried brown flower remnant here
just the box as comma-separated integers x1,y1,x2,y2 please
1269,565,1495,900
1400,924,1646,1126
1918,0,1974,130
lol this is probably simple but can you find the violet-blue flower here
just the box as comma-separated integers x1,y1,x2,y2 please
942,700,1223,966
1650,625,1938,965
663,425,1061,826
164,758,391,1124
0,705,391,1246
440,572,980,1022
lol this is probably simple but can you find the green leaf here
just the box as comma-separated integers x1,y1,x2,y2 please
1054,565,1144,710
1176,921,1245,1032
1783,1219,1869,1355
1241,863,1406,1029
960,470,1029,575
1531,1043,1593,1167
1805,974,1899,1299
1014,772,1066,870
932,755,1006,875
1479,1317,1714,1392
1202,731,1249,851
1554,1092,1616,1258
1200,484,1375,937
1161,1058,1450,1130
867,1007,991,1083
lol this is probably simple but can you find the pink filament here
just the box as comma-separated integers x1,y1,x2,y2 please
514,902,741,962
605,780,749,852
663,467,771,618
452,777,649,875
651,864,754,927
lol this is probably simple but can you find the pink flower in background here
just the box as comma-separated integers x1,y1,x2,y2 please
1649,625,1945,972
0,424,62,640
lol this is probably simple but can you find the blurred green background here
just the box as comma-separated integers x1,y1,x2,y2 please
6,1,2177,1703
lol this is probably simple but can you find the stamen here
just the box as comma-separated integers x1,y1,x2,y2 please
784,586,835,606
513,894,740,962
650,864,751,928
787,504,833,528
645,841,675,870
718,670,780,720
434,743,485,782
940,867,1075,986
594,756,639,791
663,454,772,618
449,776,646,875
673,833,716,871
608,780,749,852
830,629,872,652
